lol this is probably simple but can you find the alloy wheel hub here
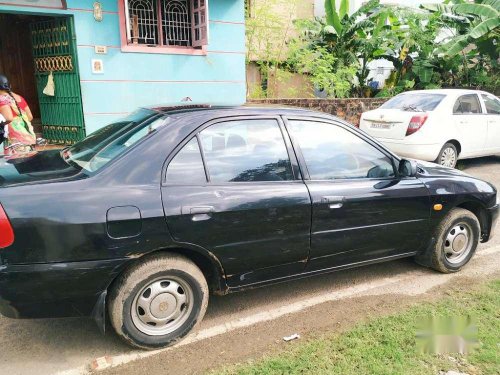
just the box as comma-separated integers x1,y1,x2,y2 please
441,148,456,167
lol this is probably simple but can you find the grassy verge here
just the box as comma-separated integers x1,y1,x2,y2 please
214,280,500,375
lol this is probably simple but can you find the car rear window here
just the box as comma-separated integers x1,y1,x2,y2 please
381,93,445,111
62,109,164,173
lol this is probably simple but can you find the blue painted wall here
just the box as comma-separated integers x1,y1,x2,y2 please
0,0,246,134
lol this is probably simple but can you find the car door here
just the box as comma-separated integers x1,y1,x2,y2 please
481,93,500,153
453,94,488,157
162,117,311,288
285,117,431,271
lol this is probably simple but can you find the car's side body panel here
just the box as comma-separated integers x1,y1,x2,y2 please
0,106,497,322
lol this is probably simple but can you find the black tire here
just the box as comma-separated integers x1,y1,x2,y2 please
426,208,480,273
435,142,458,168
109,253,209,350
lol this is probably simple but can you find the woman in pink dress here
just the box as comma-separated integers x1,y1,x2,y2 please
0,74,36,154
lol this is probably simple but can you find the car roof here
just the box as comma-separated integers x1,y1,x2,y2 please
146,103,338,119
397,88,490,96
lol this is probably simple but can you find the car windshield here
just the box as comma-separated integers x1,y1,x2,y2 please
381,93,446,111
62,108,165,173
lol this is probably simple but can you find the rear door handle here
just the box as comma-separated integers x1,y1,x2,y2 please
321,196,345,209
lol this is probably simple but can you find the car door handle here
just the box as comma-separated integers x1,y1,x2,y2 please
181,206,215,221
321,196,345,209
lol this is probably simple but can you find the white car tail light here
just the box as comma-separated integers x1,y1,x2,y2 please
406,114,428,136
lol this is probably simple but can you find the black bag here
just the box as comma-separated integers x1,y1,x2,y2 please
0,120,5,145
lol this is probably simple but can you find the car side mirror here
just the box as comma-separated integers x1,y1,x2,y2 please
398,159,418,178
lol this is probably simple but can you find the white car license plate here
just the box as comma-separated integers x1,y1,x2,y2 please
371,122,392,129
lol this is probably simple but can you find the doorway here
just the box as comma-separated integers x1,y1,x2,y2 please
0,14,41,132
0,13,85,144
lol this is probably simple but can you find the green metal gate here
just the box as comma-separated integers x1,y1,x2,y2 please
30,17,85,144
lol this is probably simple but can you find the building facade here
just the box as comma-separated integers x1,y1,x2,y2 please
0,0,246,143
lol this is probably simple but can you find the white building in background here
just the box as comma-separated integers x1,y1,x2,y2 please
314,0,445,88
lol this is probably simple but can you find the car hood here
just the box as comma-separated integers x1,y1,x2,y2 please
415,160,473,178
0,149,84,187
415,160,496,201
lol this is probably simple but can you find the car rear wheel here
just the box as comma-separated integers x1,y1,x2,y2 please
423,208,480,273
109,253,209,349
436,143,458,168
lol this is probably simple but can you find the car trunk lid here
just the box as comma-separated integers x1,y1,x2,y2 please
0,149,83,188
360,109,417,140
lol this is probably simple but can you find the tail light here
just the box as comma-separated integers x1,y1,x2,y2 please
0,204,14,248
406,114,428,136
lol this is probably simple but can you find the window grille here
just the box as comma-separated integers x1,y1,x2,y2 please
125,0,208,48
128,0,159,45
162,0,191,46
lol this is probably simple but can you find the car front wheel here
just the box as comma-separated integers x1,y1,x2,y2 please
109,253,209,349
426,208,480,273
436,142,458,168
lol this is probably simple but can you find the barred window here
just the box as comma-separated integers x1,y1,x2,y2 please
125,0,208,48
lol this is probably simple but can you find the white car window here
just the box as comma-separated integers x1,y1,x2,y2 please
453,94,482,114
481,94,500,115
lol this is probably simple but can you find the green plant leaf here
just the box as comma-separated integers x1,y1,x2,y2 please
438,34,469,56
453,3,499,19
352,0,380,20
325,0,343,34
469,17,500,39
421,3,453,13
339,0,349,20
482,0,500,11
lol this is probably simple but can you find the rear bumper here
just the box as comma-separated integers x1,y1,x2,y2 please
0,258,128,319
378,139,442,162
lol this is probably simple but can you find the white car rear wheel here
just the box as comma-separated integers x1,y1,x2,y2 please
436,143,458,168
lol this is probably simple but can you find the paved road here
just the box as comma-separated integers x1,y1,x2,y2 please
0,156,499,375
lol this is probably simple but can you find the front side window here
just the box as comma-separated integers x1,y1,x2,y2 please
199,119,293,183
453,94,482,114
288,120,395,180
125,0,208,48
482,94,500,115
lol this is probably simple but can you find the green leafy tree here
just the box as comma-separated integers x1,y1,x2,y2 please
290,0,393,97
423,0,499,59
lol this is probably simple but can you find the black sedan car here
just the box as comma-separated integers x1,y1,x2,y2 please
0,105,497,349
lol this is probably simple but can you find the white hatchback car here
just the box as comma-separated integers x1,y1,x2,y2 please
360,89,500,168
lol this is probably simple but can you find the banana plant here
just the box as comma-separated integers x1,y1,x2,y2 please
423,0,499,58
321,0,394,93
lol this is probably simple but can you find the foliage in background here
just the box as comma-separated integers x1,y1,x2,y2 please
288,44,357,98
245,0,500,99
288,0,391,97
245,0,303,99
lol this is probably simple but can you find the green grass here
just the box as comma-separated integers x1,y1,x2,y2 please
214,280,500,375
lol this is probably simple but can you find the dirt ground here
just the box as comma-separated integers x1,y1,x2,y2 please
103,269,500,375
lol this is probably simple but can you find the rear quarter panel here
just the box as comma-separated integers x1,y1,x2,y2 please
0,178,171,265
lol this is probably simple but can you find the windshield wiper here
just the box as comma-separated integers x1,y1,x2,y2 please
402,105,425,112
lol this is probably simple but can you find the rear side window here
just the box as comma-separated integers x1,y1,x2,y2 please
199,119,293,182
482,94,500,114
380,93,445,111
453,94,482,114
166,138,207,184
